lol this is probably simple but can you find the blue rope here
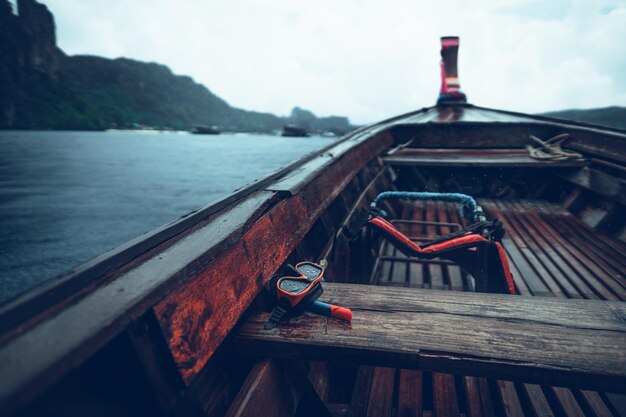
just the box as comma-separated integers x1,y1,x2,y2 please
373,191,477,220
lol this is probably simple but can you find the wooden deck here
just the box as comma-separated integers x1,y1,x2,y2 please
236,199,626,416
370,200,626,416
365,199,626,417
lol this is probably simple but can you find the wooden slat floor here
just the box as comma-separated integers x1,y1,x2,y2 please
358,199,626,417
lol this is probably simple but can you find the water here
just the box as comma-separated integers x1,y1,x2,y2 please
0,130,334,304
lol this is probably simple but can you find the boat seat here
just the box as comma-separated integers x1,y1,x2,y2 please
383,148,588,168
235,283,626,394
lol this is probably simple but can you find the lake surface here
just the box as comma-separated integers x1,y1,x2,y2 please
0,131,334,304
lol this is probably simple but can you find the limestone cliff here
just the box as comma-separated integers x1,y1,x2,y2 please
16,0,62,76
0,0,354,132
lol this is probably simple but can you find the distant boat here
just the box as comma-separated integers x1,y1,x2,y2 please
281,124,309,137
191,125,220,135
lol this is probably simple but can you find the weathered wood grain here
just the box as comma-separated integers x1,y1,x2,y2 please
235,283,626,393
155,132,393,383
0,191,277,413
383,148,587,168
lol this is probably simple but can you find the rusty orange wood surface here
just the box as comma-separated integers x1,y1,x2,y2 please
154,132,393,383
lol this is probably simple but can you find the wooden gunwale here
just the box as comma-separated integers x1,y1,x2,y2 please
0,127,393,412
0,119,396,335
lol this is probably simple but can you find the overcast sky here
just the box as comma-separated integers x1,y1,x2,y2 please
14,0,626,124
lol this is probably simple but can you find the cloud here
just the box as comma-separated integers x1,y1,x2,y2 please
32,0,626,124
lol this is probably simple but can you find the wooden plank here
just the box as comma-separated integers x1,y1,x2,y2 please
383,148,586,168
496,381,525,417
544,216,626,298
236,283,626,393
398,369,423,417
524,384,556,417
580,391,615,417
551,387,586,417
563,187,587,214
510,205,623,300
366,367,395,417
463,377,484,417
549,212,626,275
347,366,374,417
128,309,205,417
557,167,626,206
477,378,497,417
482,202,556,297
433,373,460,417
224,359,331,417
503,202,598,300
605,393,626,417
492,201,576,298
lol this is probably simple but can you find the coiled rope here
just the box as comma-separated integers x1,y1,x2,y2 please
526,133,583,161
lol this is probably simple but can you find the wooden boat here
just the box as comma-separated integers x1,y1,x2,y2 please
192,125,221,135
282,124,309,137
1,37,625,417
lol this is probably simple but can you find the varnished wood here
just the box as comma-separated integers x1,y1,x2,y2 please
236,283,626,393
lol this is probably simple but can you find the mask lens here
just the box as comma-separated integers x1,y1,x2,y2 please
297,263,323,280
278,278,311,294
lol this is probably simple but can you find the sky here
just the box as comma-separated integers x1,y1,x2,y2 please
12,0,626,124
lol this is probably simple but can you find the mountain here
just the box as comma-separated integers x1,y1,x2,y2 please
0,0,354,133
539,107,626,130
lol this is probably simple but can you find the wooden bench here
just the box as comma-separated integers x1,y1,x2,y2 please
383,148,588,168
235,283,626,394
